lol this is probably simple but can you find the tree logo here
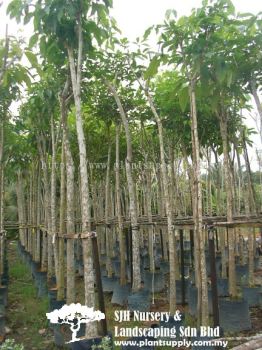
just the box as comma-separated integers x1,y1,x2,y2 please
46,303,105,343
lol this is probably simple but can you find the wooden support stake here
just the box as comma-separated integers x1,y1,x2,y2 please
91,234,107,336
190,229,194,268
260,228,262,251
208,226,219,328
125,228,130,267
180,229,186,306
160,229,164,260
129,226,133,287
40,229,43,266
26,228,28,251
215,229,219,252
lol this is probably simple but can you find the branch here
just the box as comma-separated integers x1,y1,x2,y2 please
67,46,78,98
60,73,71,99
65,93,73,106
76,15,83,88
0,25,9,86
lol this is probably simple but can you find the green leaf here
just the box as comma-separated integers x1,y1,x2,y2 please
237,12,254,18
143,26,154,41
13,66,31,87
215,58,227,84
165,9,177,20
103,0,113,7
144,56,160,80
177,16,186,26
178,86,189,112
24,11,33,25
24,50,38,68
226,70,233,87
24,50,43,76
29,34,39,48
6,0,23,21
225,0,235,15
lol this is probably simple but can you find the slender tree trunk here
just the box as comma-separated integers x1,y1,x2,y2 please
156,164,169,263
36,166,41,263
57,133,66,301
98,184,106,255
0,25,10,85
173,159,180,217
234,143,243,215
60,85,76,304
145,164,154,273
115,124,126,285
105,142,113,277
248,228,254,286
256,150,262,212
242,136,257,286
239,235,245,266
107,82,141,291
182,150,200,284
243,137,257,214
0,158,4,275
189,80,208,326
17,171,26,248
51,116,59,282
206,148,213,217
28,173,33,256
169,148,180,279
67,18,96,336
250,79,262,142
218,108,237,297
31,164,38,262
235,143,246,255
16,175,23,246
110,187,116,254
64,131,75,304
213,148,224,259
146,91,177,313
37,137,50,273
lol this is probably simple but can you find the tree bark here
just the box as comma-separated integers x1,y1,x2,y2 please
51,115,59,282
105,142,113,277
145,166,154,273
31,164,38,262
146,91,178,313
35,165,41,264
0,115,5,275
16,171,26,248
243,136,257,214
37,136,50,273
64,128,75,304
115,124,126,285
250,79,262,142
218,108,237,297
242,135,257,286
60,80,76,304
189,80,208,326
169,147,180,279
67,18,96,336
182,149,201,287
106,82,141,291
57,137,66,301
